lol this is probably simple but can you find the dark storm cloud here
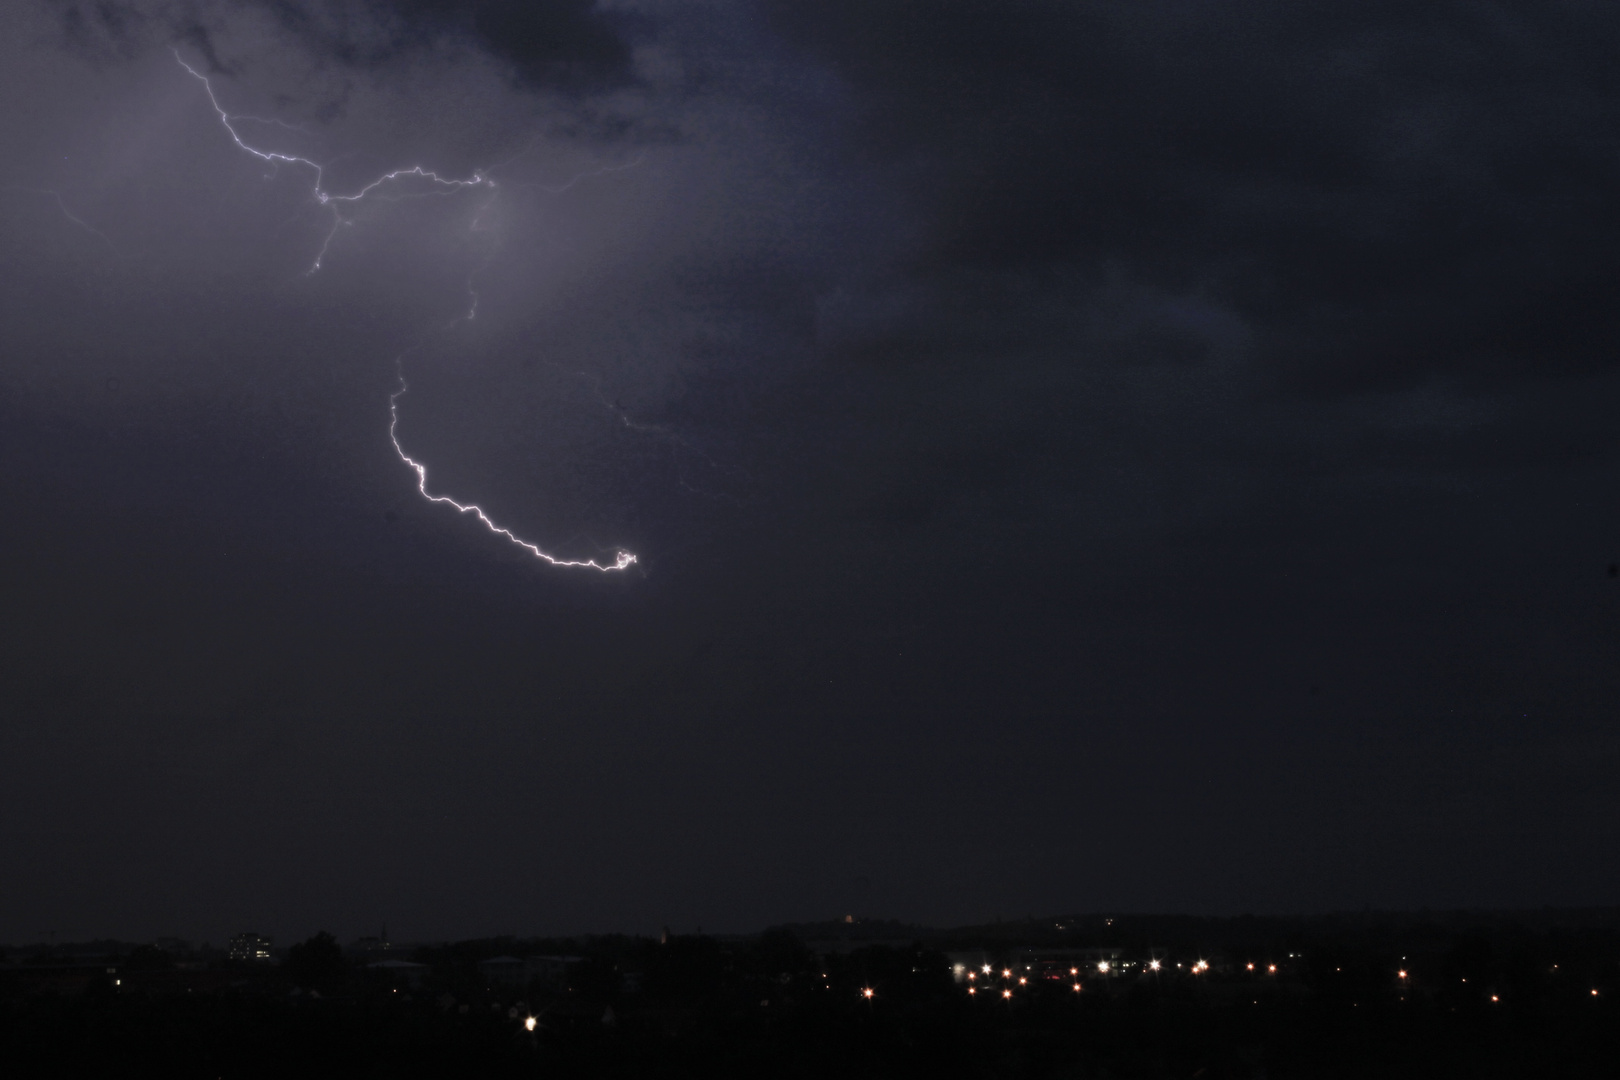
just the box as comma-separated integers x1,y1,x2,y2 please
264,0,635,90
60,0,634,90
768,0,1620,395
4,0,1620,943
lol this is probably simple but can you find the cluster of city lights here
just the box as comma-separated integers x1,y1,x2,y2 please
500,959,1605,1016
962,961,1084,998
951,952,1310,1000
498,951,1609,1015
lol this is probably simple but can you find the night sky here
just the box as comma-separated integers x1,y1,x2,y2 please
3,1,1618,945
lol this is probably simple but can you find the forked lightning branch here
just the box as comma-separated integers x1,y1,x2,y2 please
174,51,636,572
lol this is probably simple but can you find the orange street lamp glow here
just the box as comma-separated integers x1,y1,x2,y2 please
1002,989,1013,999
862,988,875,999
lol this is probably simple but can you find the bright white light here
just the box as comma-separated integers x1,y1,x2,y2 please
861,988,874,999
982,965,993,974
390,374,635,570
1149,960,1161,972
1097,961,1109,973
524,1016,537,1032
176,50,639,574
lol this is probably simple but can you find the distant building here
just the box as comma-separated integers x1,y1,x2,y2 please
477,955,526,986
350,926,396,962
228,932,273,962
367,960,429,989
476,954,583,990
523,955,582,991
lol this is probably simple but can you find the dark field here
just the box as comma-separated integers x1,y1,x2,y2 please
5,913,1618,1078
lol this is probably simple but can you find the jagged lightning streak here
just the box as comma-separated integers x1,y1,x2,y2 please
175,50,636,572
173,50,493,274
390,371,634,571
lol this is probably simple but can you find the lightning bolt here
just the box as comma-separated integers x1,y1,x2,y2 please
173,50,493,274
5,187,123,256
390,369,635,572
174,50,637,573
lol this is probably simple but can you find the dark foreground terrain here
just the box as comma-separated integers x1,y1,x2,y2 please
4,912,1618,1078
